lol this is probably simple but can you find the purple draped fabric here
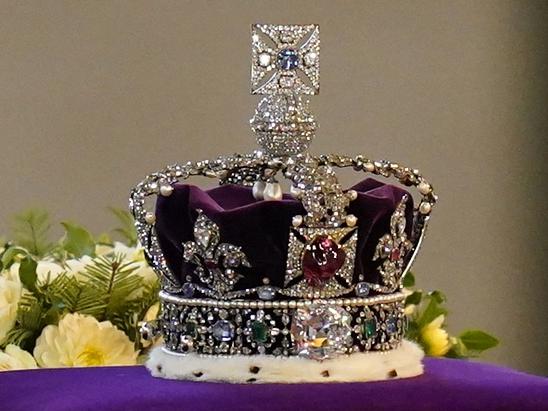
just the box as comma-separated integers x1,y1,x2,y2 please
0,358,547,411
154,179,414,292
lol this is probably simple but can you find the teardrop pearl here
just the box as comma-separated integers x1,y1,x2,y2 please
253,181,266,200
263,182,283,201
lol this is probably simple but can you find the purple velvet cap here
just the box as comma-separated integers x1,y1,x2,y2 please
154,178,413,296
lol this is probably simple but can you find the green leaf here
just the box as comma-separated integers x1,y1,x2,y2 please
1,246,28,269
445,337,468,359
402,271,415,288
459,330,499,352
405,290,422,306
428,290,447,304
10,209,54,257
109,208,137,246
417,295,447,328
19,256,38,293
61,222,96,258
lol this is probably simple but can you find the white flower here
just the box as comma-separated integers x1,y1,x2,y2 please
9,255,93,285
0,269,22,345
0,345,37,371
34,313,138,367
95,242,156,283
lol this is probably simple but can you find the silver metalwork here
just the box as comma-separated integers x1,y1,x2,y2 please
251,24,319,95
183,210,250,298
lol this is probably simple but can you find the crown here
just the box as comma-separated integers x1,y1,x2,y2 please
130,24,437,383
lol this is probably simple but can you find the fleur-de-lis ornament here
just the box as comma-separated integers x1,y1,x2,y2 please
373,195,413,291
183,210,251,296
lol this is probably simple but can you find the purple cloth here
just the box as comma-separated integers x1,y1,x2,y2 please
1,359,547,411
154,179,414,292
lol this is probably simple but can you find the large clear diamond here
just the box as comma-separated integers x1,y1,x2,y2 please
290,305,352,360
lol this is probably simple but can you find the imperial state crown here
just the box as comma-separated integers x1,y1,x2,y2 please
130,24,437,383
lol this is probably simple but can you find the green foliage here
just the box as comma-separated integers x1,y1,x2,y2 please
447,330,499,358
61,222,96,258
402,271,415,288
405,284,499,359
10,210,54,257
2,209,159,354
109,208,138,246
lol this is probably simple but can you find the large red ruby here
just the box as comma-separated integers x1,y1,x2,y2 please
302,235,346,287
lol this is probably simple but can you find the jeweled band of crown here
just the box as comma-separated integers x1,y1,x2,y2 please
131,24,437,363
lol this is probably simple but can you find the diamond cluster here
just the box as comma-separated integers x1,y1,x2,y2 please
160,298,406,358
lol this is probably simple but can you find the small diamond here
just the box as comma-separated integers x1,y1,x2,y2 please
290,305,352,360
304,52,317,66
181,282,195,297
355,282,370,297
277,48,299,70
257,285,276,300
258,52,271,67
212,320,235,342
278,75,295,88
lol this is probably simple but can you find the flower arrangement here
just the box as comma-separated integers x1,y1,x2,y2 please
0,209,498,371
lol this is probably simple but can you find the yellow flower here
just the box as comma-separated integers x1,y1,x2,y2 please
0,345,37,371
34,313,138,367
420,315,451,357
0,269,22,345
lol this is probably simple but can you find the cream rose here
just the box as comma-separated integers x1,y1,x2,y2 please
34,313,138,367
96,242,156,283
0,269,22,345
0,344,37,371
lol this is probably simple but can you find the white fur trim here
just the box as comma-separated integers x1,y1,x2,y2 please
146,340,424,383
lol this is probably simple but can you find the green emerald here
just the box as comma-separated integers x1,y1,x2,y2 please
362,318,377,339
251,321,269,343
183,321,198,338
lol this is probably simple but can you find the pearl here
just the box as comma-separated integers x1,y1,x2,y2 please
144,212,156,224
346,190,358,201
253,181,266,200
346,214,357,227
364,162,375,172
292,215,303,227
263,182,283,201
419,202,432,215
160,184,174,197
258,53,271,67
418,182,431,195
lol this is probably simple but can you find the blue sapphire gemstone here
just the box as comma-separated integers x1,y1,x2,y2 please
386,315,398,335
277,48,299,70
181,282,195,298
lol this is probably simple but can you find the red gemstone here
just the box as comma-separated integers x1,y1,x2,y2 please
205,260,218,269
302,235,346,287
390,248,401,262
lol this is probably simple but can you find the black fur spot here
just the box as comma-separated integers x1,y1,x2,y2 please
193,371,204,378
321,370,330,378
249,366,261,374
156,365,163,373
246,378,257,383
388,369,398,378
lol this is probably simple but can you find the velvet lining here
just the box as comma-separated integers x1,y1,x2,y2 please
154,178,413,293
